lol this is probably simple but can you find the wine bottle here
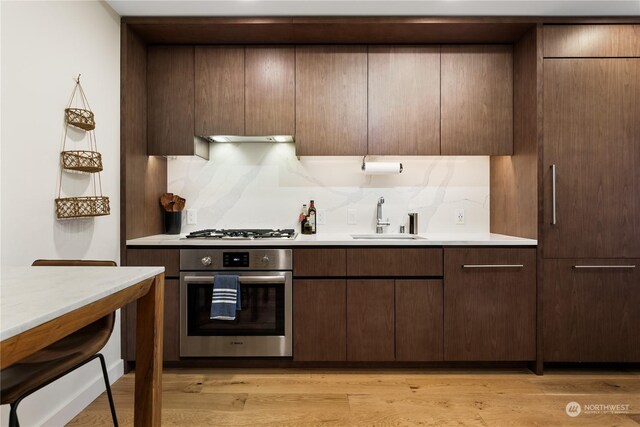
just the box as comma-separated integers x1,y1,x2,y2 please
308,200,317,234
300,204,309,234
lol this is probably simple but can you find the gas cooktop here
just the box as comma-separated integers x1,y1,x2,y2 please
184,229,297,240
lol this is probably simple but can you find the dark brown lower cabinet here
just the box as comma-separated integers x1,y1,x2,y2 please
162,278,180,362
293,280,346,361
444,248,536,361
395,280,443,361
347,280,395,361
125,278,180,362
543,259,640,362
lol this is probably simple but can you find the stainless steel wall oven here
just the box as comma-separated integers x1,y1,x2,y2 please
180,249,292,357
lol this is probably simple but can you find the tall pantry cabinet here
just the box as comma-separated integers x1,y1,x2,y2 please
541,25,640,362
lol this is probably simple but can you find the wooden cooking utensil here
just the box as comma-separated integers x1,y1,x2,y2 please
160,193,174,211
173,196,186,212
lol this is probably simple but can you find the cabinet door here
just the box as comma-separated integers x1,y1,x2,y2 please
368,46,440,155
296,46,368,155
347,280,395,361
124,278,180,362
395,280,443,361
162,279,180,361
245,46,295,136
126,248,180,277
444,248,536,361
195,46,244,136
543,259,640,362
125,248,180,362
147,46,195,156
293,280,346,361
543,59,640,258
441,45,513,155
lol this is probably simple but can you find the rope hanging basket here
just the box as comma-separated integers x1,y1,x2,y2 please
61,150,103,173
56,75,110,219
55,196,110,219
64,74,95,130
64,108,95,131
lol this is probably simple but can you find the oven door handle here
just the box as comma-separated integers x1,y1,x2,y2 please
184,275,286,284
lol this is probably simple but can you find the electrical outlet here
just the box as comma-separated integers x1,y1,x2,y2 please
316,209,326,225
455,208,465,225
347,209,357,225
187,209,197,225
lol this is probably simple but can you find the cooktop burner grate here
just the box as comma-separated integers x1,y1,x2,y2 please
185,229,297,239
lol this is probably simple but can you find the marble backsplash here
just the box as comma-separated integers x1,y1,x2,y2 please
167,143,489,236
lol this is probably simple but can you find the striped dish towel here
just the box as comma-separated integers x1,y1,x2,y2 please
210,275,241,320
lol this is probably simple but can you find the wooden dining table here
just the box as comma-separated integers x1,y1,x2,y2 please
1,266,165,426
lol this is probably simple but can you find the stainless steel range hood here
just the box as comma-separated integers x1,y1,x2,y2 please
202,135,294,143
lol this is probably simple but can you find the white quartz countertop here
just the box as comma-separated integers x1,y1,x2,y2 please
0,266,164,341
127,233,536,247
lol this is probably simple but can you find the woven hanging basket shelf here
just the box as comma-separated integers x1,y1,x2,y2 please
56,75,110,220
55,196,110,219
61,150,103,173
65,107,95,131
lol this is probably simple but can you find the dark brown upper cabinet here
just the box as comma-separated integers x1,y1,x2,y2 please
147,46,198,156
544,25,640,58
368,46,440,155
195,46,245,136
441,45,513,155
245,46,295,136
295,46,368,156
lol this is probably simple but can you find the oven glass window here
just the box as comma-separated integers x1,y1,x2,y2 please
187,282,285,336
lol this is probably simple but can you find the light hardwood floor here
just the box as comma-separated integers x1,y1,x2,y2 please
69,368,640,426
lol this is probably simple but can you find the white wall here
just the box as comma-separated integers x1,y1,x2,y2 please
169,144,490,236
1,1,122,425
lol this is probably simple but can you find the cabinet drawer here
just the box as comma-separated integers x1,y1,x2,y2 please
444,247,535,272
126,248,180,277
293,249,346,277
347,248,442,277
543,259,640,362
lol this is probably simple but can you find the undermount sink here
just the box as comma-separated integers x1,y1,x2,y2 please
350,234,426,240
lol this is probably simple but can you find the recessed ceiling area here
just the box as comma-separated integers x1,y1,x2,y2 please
106,0,640,17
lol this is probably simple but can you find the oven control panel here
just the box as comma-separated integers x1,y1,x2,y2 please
223,252,250,268
180,249,292,271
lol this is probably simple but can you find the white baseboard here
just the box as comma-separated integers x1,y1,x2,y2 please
36,357,124,426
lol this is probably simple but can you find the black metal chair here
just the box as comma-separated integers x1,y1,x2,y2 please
0,260,119,427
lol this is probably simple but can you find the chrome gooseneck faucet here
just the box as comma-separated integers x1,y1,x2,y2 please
376,196,390,234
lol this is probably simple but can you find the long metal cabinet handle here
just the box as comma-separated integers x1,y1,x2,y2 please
462,264,524,269
551,164,557,225
184,276,286,284
572,265,636,269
